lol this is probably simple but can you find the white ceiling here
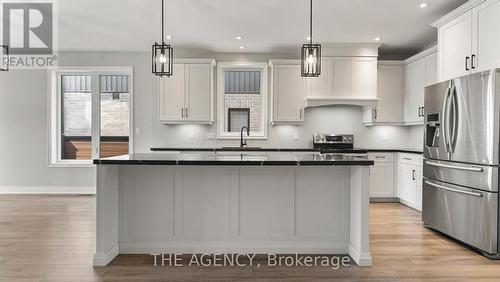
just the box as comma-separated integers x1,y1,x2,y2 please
58,0,467,59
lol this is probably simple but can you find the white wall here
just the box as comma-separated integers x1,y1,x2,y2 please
0,51,422,188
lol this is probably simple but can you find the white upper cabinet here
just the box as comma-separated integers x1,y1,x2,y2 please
305,59,333,99
471,0,500,72
434,0,500,81
159,64,185,122
405,58,426,124
364,62,404,125
304,57,378,107
402,47,437,125
438,11,472,80
270,61,304,124
158,59,215,124
184,64,213,122
425,52,438,86
350,58,377,99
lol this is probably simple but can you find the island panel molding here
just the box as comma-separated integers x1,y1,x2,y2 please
94,164,372,267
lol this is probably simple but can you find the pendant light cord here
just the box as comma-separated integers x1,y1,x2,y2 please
161,0,164,43
309,0,312,43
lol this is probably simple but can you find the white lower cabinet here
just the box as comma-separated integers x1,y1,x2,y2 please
397,153,423,211
368,152,424,211
369,163,394,198
368,153,395,199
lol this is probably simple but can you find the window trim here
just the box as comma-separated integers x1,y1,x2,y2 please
216,62,268,139
48,67,134,167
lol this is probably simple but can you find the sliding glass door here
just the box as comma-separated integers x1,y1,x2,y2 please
52,68,132,165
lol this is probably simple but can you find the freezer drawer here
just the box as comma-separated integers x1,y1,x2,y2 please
423,178,498,254
423,159,498,192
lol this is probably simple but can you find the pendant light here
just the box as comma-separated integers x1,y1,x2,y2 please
301,0,321,77
152,0,173,77
0,45,8,71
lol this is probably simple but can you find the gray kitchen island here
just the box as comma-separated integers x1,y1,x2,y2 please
92,152,374,267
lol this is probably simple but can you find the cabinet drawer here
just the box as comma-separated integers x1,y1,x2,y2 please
368,153,394,162
399,153,423,165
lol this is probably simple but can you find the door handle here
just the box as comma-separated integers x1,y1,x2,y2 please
412,170,416,180
450,86,458,153
418,107,421,117
471,54,476,69
299,109,303,119
181,108,184,118
442,85,452,153
374,109,377,119
465,56,470,71
425,180,483,197
425,161,483,172
185,108,188,118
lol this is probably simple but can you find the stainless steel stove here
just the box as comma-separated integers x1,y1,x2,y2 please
313,134,367,155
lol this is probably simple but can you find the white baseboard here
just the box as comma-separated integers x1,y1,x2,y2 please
0,186,96,195
93,243,119,266
348,243,372,267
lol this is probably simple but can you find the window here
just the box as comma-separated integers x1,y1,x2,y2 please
49,68,133,166
217,62,268,139
228,108,250,132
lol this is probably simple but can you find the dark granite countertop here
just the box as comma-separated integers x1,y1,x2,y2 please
94,152,374,166
150,147,423,154
150,147,368,154
367,149,423,154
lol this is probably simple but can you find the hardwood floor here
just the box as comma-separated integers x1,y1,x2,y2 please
1,195,500,281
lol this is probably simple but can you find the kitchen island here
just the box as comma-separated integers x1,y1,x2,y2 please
93,152,374,267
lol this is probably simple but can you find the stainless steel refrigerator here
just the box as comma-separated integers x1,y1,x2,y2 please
423,69,500,258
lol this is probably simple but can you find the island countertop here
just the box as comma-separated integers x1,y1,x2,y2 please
93,152,374,166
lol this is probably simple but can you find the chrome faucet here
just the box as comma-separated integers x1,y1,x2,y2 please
240,126,249,148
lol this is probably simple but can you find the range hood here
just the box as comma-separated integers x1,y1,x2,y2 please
304,97,378,108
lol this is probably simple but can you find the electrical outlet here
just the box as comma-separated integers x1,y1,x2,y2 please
135,128,141,135
188,132,195,140
206,133,216,140
293,132,300,141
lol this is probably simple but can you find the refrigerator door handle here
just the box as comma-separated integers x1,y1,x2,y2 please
425,161,484,172
442,85,452,153
450,85,459,153
425,180,483,197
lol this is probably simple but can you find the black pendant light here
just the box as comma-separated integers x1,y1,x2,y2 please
0,45,8,71
152,0,173,77
301,0,321,77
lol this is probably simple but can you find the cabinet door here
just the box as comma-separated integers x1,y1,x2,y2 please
404,59,426,124
398,164,417,206
273,65,304,123
369,162,394,198
438,11,472,81
159,64,185,122
425,52,438,86
185,64,212,122
304,59,333,98
415,166,423,211
375,64,403,123
472,0,500,72
332,59,351,97
351,58,377,99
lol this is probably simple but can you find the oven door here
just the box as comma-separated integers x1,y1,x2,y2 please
423,178,498,254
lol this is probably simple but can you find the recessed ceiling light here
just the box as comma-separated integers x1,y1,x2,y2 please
236,36,243,40
420,3,428,8
239,46,245,50
166,35,172,40
374,37,381,42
